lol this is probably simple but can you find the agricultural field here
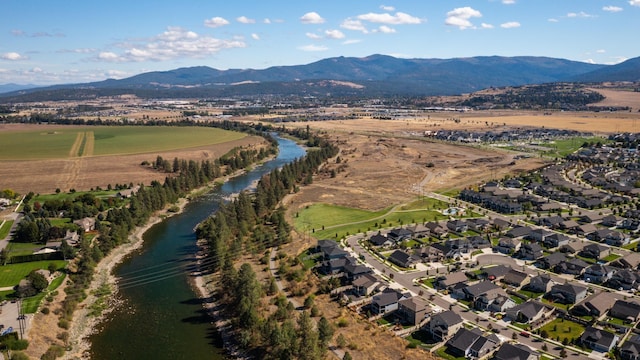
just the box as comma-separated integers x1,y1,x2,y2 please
0,125,246,160
0,124,266,194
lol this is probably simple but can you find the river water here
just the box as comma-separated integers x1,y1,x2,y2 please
89,135,306,359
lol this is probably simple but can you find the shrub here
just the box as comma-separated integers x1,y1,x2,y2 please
41,307,50,315
58,319,70,329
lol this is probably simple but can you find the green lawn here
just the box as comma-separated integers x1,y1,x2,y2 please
48,218,72,226
602,254,621,263
0,126,246,160
5,242,42,257
0,220,13,239
21,273,66,314
542,137,611,158
518,289,545,299
538,318,586,343
30,189,121,204
398,197,449,211
0,261,67,287
435,346,466,360
295,202,447,240
541,298,572,311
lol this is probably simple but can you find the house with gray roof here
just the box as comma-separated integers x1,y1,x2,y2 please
606,269,640,290
527,274,554,293
446,327,499,359
505,300,553,324
495,237,520,255
493,342,539,360
620,334,640,360
542,233,570,248
610,300,640,323
371,289,407,315
352,273,381,296
548,283,588,304
612,253,640,269
369,233,393,247
537,252,567,270
571,291,617,318
387,249,419,268
427,310,464,341
583,264,616,284
579,326,619,353
554,258,590,276
398,297,431,326
436,272,468,290
503,269,529,288
517,243,543,260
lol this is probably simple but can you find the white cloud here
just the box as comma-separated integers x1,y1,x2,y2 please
567,11,595,18
325,29,345,39
95,26,245,63
502,0,516,4
306,32,322,39
481,23,494,29
1,52,27,61
300,12,325,24
105,69,129,79
630,0,640,6
548,18,559,22
263,18,272,24
204,17,230,28
596,49,606,53
298,44,328,52
376,25,396,33
356,12,421,25
584,58,596,64
237,16,256,24
445,7,482,29
602,6,623,12
342,39,362,45
380,5,395,11
500,21,521,28
251,33,260,40
98,52,121,61
340,19,369,33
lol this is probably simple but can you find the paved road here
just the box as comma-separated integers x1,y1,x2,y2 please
345,235,596,359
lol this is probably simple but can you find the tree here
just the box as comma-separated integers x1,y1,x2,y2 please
559,348,567,358
48,262,58,275
304,294,315,309
336,333,347,348
296,311,321,360
0,248,8,266
317,316,334,348
28,270,49,293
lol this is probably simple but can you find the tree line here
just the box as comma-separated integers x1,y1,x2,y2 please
195,131,338,359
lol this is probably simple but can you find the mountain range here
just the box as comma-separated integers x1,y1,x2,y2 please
1,54,639,101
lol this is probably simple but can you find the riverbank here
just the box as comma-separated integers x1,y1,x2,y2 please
62,197,190,359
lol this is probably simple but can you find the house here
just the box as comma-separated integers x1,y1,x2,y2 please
517,243,543,260
542,233,570,248
554,258,590,276
467,218,490,232
583,264,616,284
492,218,511,231
352,273,381,296
387,250,419,268
427,310,464,341
388,228,413,242
580,243,609,260
606,269,640,290
371,289,407,315
344,262,372,281
602,215,624,227
317,240,348,260
447,220,468,233
430,243,461,260
481,265,512,282
579,326,619,352
503,269,530,288
425,221,448,238
495,237,520,254
436,272,468,290
461,281,511,311
559,220,580,232
619,334,640,360
505,300,553,324
407,223,431,238
73,217,96,232
322,256,356,275
493,343,539,360
397,297,431,326
539,215,565,228
527,274,554,293
575,223,598,237
369,233,393,247
506,226,533,239
537,252,567,270
571,291,617,318
415,246,444,262
116,185,140,198
528,228,553,243
609,300,640,323
548,283,588,304
612,253,640,269
604,230,630,247
445,327,499,359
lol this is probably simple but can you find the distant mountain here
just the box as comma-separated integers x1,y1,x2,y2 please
0,83,37,94
3,54,637,101
571,57,640,82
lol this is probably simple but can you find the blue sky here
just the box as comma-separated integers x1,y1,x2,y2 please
2,0,639,85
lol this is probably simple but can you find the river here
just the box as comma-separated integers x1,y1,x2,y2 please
89,135,306,359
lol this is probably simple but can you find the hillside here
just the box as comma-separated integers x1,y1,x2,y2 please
3,54,639,101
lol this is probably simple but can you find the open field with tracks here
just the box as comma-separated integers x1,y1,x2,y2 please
0,124,264,194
